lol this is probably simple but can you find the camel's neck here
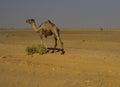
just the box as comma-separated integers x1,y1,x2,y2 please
31,22,39,32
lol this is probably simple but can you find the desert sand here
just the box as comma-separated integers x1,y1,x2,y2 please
0,28,120,87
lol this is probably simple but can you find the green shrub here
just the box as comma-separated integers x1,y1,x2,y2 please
26,45,37,55
26,44,48,55
36,44,48,54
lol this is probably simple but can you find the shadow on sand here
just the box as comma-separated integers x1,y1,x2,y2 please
47,48,65,55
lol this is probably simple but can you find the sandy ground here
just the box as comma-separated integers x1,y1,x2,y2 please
0,29,120,87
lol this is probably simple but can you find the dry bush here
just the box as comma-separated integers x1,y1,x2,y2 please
26,44,48,55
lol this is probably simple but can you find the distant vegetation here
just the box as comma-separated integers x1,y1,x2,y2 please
100,27,104,31
26,44,48,55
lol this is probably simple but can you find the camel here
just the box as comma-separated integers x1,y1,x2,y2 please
26,19,65,54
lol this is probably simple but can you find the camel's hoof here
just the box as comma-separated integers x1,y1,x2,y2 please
56,50,59,52
46,49,49,53
50,50,55,53
61,50,65,55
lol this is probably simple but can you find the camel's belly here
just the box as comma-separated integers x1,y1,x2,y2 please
44,31,53,38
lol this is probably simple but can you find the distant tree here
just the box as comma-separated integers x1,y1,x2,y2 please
100,27,103,31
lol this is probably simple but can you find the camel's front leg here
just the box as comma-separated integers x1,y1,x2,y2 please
39,34,43,45
44,37,48,48
40,36,48,49
54,37,57,48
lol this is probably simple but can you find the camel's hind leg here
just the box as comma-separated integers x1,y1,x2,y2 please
54,37,57,48
55,36,65,54
50,36,65,54
50,37,57,53
53,28,65,54
58,38,65,54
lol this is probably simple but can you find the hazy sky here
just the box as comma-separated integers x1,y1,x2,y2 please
0,0,120,28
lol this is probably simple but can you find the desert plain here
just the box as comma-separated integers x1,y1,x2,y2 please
0,28,120,87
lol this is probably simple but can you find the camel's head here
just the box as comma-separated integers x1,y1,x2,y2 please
26,19,35,24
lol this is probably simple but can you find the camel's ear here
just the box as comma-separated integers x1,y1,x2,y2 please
31,19,35,21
